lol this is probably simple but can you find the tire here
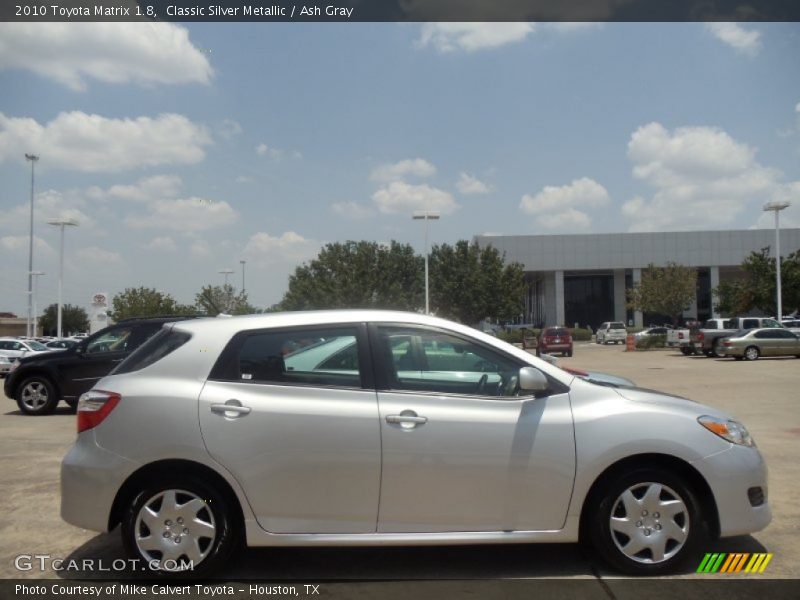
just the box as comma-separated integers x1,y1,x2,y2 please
712,340,726,358
65,398,78,411
566,348,573,357
122,476,238,577
743,346,760,361
16,376,58,415
588,467,705,575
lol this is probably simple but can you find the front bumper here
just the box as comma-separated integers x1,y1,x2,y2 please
61,433,140,532
692,444,771,537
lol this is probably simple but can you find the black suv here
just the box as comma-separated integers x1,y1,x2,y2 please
4,316,199,415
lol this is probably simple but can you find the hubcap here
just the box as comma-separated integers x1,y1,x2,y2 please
134,489,216,570
21,382,48,410
746,348,758,360
609,482,689,564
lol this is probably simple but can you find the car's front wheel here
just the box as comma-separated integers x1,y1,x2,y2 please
122,477,237,577
743,346,760,361
589,468,704,575
16,376,58,415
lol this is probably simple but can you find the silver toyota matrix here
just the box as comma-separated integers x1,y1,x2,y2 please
61,310,771,576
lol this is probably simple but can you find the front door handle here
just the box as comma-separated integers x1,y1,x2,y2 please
211,400,251,417
386,410,428,429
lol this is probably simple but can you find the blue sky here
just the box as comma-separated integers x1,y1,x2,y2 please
1,22,799,316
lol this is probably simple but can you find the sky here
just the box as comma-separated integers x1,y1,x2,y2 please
1,21,799,316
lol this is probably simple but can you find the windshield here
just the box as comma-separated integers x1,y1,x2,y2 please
26,341,48,351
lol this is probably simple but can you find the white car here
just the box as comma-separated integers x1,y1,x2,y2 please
596,322,628,345
0,338,52,376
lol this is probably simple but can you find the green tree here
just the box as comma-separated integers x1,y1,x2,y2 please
195,284,257,316
713,248,800,316
429,240,526,324
278,241,424,310
39,303,89,336
626,262,698,325
109,287,195,321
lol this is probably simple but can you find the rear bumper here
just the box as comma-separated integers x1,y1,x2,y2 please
61,433,140,532
540,343,572,353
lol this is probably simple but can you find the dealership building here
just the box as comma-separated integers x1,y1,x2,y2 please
474,229,800,330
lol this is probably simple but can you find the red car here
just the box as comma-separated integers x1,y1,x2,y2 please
537,326,573,357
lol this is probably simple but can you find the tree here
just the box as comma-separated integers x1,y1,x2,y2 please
110,287,195,321
195,284,257,316
278,241,424,310
429,240,526,324
713,248,800,316
39,304,89,336
626,262,698,325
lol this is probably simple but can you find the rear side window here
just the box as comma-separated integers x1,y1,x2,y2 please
113,329,192,375
742,319,759,329
546,328,569,336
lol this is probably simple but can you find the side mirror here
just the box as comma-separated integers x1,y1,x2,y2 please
519,366,549,393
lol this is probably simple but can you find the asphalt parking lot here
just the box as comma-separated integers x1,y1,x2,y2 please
0,343,798,593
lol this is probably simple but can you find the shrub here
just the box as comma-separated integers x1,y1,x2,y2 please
635,334,667,349
569,327,593,341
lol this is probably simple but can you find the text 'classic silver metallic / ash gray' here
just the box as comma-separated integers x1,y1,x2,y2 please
60,310,771,576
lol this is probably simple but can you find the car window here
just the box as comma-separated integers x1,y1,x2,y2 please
113,329,192,375
742,319,759,329
754,330,780,339
545,328,569,337
376,326,523,397
85,327,134,354
762,319,781,328
774,329,796,339
610,322,626,329
233,327,361,388
26,341,48,351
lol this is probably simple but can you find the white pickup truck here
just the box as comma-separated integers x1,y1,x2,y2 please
666,322,702,355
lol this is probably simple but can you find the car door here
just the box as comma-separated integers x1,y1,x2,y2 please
753,330,780,356
58,325,136,398
371,323,575,533
772,328,800,356
198,324,381,534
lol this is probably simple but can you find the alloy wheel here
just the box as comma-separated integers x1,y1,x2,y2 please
21,381,49,411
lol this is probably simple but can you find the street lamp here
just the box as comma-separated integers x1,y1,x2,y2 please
48,218,79,338
218,268,235,286
240,260,246,294
25,153,39,337
30,271,45,337
218,268,236,314
763,201,791,321
412,211,440,314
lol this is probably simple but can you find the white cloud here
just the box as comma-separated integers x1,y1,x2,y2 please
88,175,183,203
0,23,212,91
190,240,211,258
331,201,375,219
243,231,320,265
372,181,460,215
256,142,301,160
705,23,762,56
623,122,781,231
456,172,491,195
0,235,55,257
75,246,123,265
520,177,610,215
536,208,592,232
417,23,535,53
235,175,254,184
125,198,239,233
370,158,437,182
218,119,242,139
0,111,211,172
143,236,177,252
0,189,95,234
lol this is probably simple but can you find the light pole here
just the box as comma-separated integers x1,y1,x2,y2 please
48,219,79,338
218,268,235,314
240,260,246,294
219,268,235,286
763,201,791,320
25,153,39,337
412,211,440,314
30,271,45,337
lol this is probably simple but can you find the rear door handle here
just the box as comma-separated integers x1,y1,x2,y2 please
386,411,428,429
211,400,251,417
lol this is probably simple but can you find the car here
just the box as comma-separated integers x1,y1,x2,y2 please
596,322,628,345
45,339,79,350
61,310,770,577
634,326,671,340
721,328,800,361
4,316,199,415
536,326,573,357
521,329,537,349
0,354,15,377
0,337,52,360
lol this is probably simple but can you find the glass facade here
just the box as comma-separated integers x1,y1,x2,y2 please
564,274,614,330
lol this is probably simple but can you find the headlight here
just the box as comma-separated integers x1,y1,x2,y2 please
698,415,755,447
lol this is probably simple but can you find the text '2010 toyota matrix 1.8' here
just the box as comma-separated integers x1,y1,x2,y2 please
61,310,771,576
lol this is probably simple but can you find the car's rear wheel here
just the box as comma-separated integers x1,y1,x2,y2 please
16,376,58,415
589,468,704,575
122,477,237,577
566,348,573,357
712,340,726,358
743,346,760,361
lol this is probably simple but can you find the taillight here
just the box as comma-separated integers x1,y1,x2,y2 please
77,390,121,433
723,341,732,347
678,332,684,339
698,332,704,341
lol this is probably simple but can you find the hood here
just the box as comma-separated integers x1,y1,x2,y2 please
17,346,74,364
613,386,731,420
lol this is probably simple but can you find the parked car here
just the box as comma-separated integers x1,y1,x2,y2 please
62,310,770,576
521,329,537,350
634,326,671,340
0,337,52,359
722,328,800,361
691,317,782,358
596,322,627,345
537,326,573,356
0,354,15,377
45,339,79,350
4,316,199,415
